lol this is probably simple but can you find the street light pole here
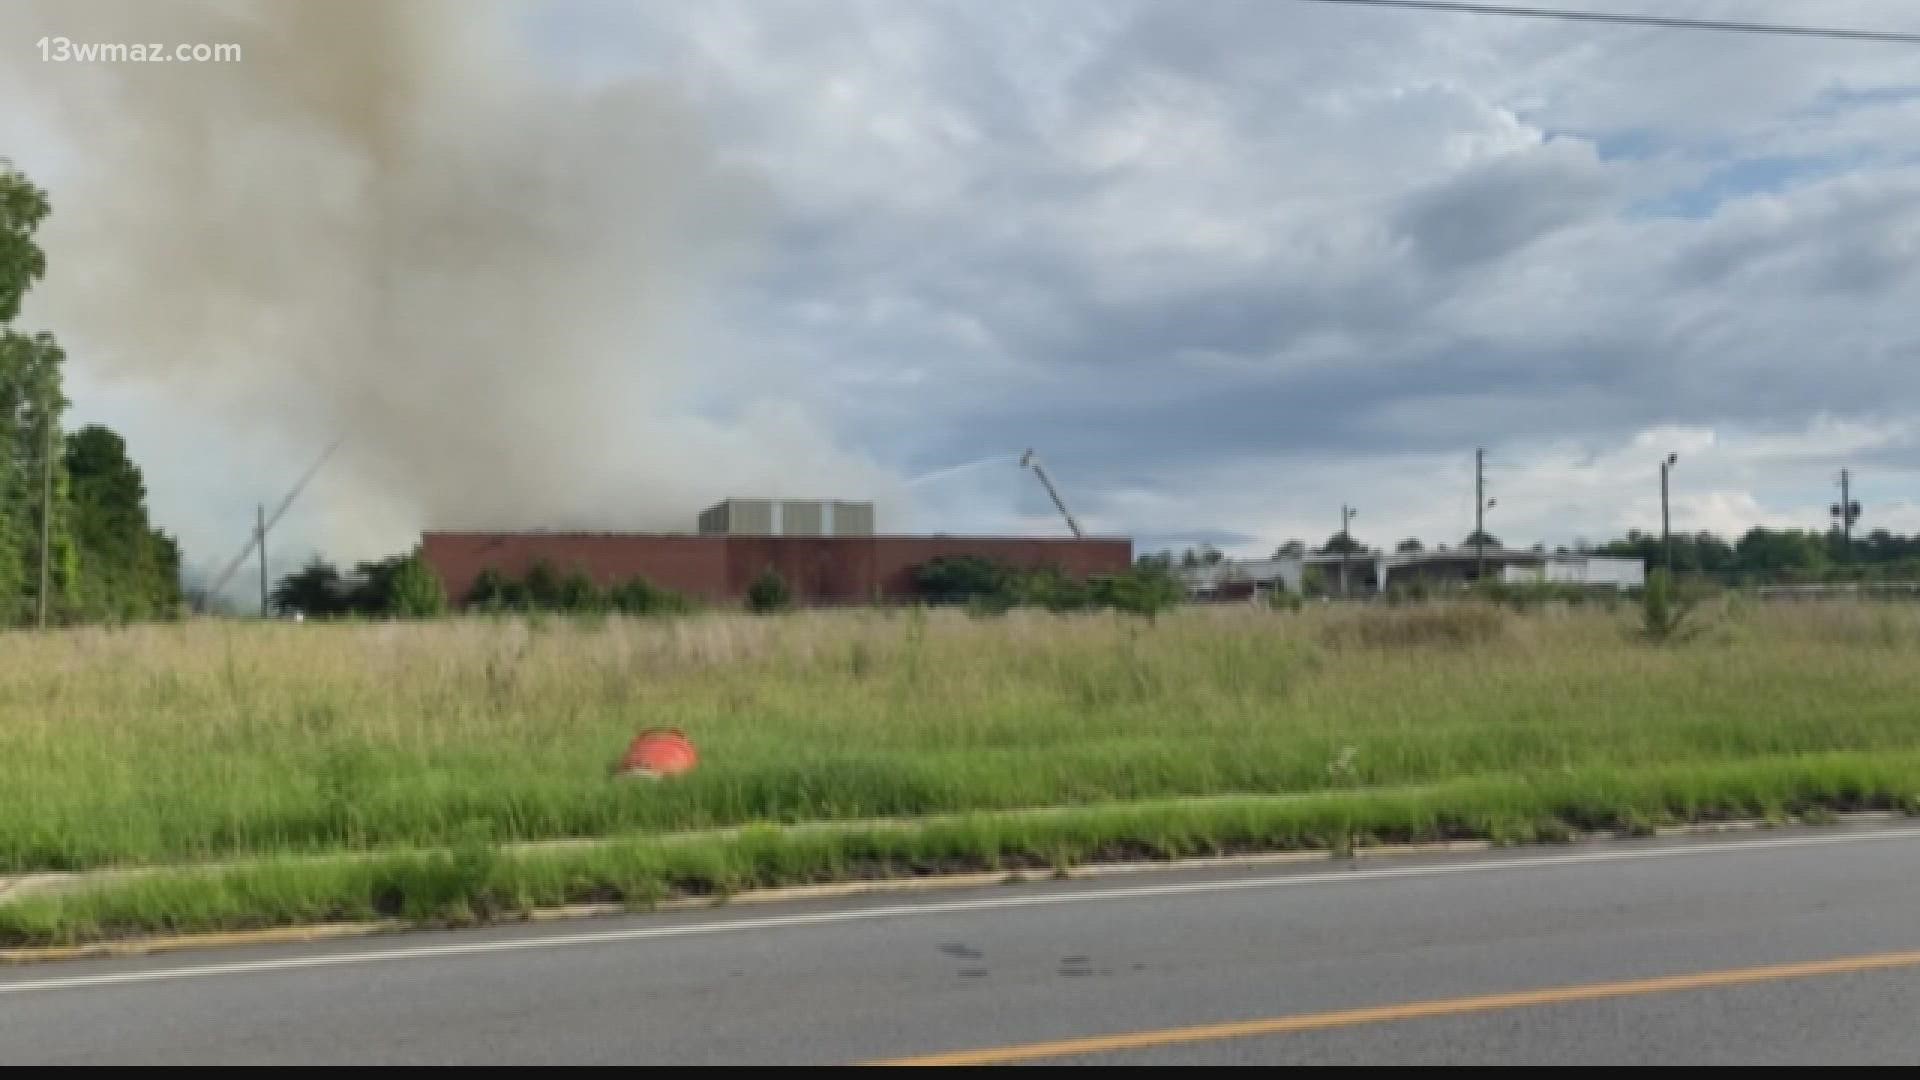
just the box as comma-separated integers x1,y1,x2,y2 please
1660,453,1677,576
1475,447,1485,582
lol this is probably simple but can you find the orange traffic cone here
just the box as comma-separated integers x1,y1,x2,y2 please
616,728,697,779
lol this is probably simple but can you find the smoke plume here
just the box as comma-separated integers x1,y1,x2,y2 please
1,0,896,571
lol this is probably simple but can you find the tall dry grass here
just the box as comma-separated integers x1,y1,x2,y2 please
4,601,1919,871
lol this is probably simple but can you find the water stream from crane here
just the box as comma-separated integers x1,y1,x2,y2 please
905,452,1019,487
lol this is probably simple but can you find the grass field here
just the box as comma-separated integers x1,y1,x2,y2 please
5,599,1920,944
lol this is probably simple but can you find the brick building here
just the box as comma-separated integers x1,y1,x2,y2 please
419,531,1134,607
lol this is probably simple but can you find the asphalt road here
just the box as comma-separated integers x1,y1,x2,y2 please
5,823,1920,1065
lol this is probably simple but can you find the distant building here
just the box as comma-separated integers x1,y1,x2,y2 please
1181,548,1645,600
696,498,875,538
421,498,1129,607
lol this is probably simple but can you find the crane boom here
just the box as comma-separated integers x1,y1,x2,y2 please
1019,448,1084,538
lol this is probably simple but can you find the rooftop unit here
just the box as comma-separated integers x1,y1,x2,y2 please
696,498,875,538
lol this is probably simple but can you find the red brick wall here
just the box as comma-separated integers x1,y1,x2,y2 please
420,533,731,603
867,537,1133,599
420,532,1135,606
725,537,879,603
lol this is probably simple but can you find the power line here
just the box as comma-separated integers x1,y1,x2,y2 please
1294,0,1920,45
203,434,347,605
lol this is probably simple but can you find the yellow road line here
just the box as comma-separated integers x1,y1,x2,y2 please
872,947,1920,1065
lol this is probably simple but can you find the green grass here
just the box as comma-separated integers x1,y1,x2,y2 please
7,751,1918,947
5,600,1920,878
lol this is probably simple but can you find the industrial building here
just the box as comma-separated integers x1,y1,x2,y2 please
420,498,1131,607
1182,548,1645,600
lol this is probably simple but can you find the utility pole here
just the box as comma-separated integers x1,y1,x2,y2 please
1339,504,1357,598
1660,453,1677,576
257,504,269,617
1832,469,1861,565
1475,447,1486,582
36,389,53,630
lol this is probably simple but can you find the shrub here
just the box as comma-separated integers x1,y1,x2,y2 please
389,552,447,619
747,567,792,613
606,576,691,615
1267,587,1304,613
1090,566,1184,619
466,568,519,610
555,569,603,613
966,592,1016,618
916,556,1182,618
1382,579,1435,606
1639,568,1712,644
914,555,1012,605
522,560,563,608
1016,566,1092,613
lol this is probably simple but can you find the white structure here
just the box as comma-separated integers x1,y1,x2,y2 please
1181,548,1644,599
1180,557,1303,599
1498,554,1645,590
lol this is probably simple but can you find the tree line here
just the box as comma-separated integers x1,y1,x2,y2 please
270,552,711,619
3,163,181,625
1141,525,1920,585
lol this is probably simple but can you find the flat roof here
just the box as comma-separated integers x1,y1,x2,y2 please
422,531,1130,542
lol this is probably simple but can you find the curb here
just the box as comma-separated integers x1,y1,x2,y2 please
3,920,403,964
4,815,1902,967
0,791,1339,908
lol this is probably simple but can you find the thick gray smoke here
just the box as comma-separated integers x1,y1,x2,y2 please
1,0,896,569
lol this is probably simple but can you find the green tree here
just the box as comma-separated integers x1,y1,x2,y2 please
1733,527,1829,581
554,567,602,612
747,566,792,613
271,558,352,617
1,160,50,324
466,567,521,610
914,554,1009,604
1317,532,1368,555
606,575,689,615
389,551,447,618
62,424,183,620
522,559,563,608
1089,564,1184,619
1395,538,1424,553
0,164,81,624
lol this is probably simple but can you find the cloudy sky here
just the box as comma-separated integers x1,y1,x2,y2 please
7,0,1920,576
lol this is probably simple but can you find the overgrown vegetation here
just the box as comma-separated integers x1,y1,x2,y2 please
1638,567,1710,643
2,603,1918,880
276,555,691,618
1462,579,1621,610
2,162,181,626
913,554,1182,616
466,560,691,616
